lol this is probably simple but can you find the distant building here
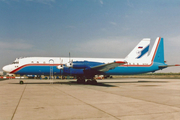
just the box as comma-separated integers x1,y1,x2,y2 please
0,71,14,76
0,71,3,76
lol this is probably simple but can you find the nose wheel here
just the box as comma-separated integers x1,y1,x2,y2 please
19,81,24,84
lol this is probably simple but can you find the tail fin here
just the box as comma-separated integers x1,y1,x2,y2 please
126,38,150,60
148,37,165,63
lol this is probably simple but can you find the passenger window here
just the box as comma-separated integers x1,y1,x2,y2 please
31,61,33,63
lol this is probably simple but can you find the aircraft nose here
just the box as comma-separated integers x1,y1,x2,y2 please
2,65,11,73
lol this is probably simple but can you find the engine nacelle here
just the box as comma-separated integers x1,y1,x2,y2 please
65,62,73,68
56,65,64,69
57,61,104,70
71,61,104,69
72,63,88,69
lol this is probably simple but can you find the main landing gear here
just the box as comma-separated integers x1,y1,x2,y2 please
76,77,97,85
86,79,97,85
77,77,86,84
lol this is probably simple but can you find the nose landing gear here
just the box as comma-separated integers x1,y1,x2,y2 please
19,80,24,84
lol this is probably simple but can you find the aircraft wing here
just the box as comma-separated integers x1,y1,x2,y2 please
90,61,127,72
159,64,180,69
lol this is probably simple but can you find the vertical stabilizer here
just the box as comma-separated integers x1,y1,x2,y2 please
126,38,150,60
148,37,165,63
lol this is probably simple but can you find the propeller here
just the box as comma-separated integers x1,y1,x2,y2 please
56,59,64,69
56,64,64,69
66,52,73,67
56,52,73,69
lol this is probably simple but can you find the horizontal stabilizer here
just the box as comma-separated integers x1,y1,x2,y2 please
159,64,180,68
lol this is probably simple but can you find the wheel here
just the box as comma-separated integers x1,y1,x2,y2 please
81,79,86,84
77,79,81,84
86,80,91,84
91,80,97,85
86,79,97,85
77,79,86,84
19,81,24,84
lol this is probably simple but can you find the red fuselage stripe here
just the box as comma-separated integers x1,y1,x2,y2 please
10,64,62,74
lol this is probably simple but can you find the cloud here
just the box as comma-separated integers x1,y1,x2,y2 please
166,36,180,47
0,0,56,5
127,0,134,7
66,25,76,28
0,0,10,4
74,36,138,58
110,22,117,26
0,40,33,50
99,0,103,5
26,0,56,5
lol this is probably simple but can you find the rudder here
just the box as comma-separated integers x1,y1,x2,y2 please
149,37,165,63
154,38,165,63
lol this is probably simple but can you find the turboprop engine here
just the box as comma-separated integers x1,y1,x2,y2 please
56,61,73,70
71,61,104,69
65,62,73,68
56,61,104,70
56,65,64,69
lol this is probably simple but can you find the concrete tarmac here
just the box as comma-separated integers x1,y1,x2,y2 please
0,78,180,120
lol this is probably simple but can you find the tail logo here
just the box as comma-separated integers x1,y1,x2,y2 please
136,45,149,59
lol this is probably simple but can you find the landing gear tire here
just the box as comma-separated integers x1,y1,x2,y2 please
86,80,91,84
91,80,97,85
77,79,85,84
19,81,24,84
86,79,97,85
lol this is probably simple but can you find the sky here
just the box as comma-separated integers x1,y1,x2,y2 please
0,0,180,73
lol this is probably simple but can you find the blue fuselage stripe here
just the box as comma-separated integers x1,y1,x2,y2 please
14,62,165,76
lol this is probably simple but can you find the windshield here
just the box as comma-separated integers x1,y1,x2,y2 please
13,62,19,64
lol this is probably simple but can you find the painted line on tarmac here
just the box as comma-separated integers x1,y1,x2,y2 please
11,84,27,120
51,85,121,120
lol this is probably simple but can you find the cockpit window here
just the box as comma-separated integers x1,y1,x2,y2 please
13,62,19,64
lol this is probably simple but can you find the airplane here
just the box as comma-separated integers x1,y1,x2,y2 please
2,37,179,84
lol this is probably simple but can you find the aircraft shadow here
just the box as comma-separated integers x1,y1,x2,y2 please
101,80,168,84
10,81,117,87
9,80,168,87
